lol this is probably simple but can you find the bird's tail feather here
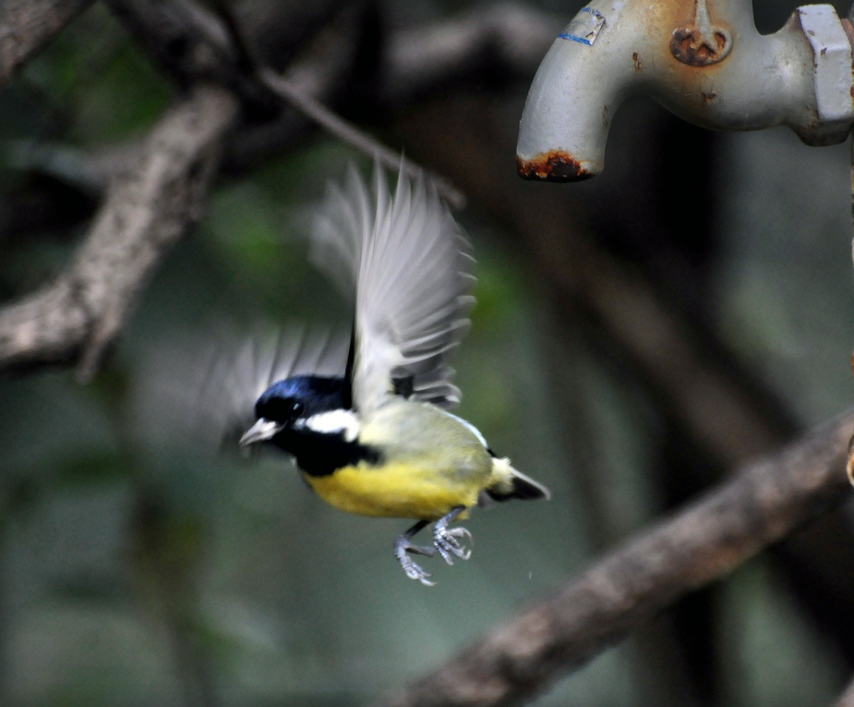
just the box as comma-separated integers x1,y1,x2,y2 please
479,458,550,506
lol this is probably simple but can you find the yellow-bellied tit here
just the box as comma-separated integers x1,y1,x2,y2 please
239,161,550,586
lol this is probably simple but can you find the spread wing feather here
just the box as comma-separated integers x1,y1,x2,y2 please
132,325,349,452
310,161,474,413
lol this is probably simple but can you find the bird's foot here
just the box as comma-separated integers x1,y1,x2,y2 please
433,511,472,566
394,535,437,587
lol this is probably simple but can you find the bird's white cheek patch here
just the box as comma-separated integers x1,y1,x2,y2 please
303,410,360,441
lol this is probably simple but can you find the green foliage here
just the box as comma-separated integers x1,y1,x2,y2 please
22,6,172,144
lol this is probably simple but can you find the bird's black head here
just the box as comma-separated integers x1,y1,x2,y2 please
240,375,346,447
255,375,346,422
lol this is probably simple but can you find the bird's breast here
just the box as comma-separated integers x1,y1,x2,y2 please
304,461,480,520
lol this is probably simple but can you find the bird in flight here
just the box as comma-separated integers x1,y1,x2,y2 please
238,161,550,585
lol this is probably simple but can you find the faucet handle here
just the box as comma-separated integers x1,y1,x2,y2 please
671,0,733,66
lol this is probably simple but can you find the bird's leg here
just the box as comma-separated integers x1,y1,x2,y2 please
433,506,472,566
394,520,437,586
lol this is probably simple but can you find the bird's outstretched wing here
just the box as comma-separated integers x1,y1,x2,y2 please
132,325,349,452
310,161,474,414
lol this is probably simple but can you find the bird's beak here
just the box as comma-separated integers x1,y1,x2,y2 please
239,418,283,447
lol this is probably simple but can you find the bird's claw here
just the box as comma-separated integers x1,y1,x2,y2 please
433,523,472,566
394,536,437,587
394,508,473,585
399,555,435,586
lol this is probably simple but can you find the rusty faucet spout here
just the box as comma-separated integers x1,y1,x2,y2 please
517,0,854,181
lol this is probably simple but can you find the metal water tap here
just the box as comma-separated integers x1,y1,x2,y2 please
516,0,854,181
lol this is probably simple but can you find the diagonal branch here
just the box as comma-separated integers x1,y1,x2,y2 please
398,104,854,663
381,411,854,707
836,674,854,707
5,2,561,212
105,0,467,205
0,83,238,379
257,68,465,208
0,0,94,84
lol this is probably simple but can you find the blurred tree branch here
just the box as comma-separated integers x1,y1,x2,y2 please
0,83,237,378
10,1,559,197
383,412,854,707
0,0,558,379
104,0,470,204
104,0,557,206
256,67,465,208
0,0,94,83
385,3,559,101
403,93,854,675
838,675,854,707
226,1,559,173
1,1,852,701
103,0,279,112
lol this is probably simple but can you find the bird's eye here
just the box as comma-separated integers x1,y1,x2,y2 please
255,396,303,422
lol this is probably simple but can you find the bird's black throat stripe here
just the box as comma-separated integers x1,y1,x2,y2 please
272,426,382,477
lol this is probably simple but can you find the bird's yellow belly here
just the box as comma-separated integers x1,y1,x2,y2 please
304,462,479,520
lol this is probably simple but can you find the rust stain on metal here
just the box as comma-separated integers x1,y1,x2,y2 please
701,90,717,104
632,51,643,71
670,0,733,66
516,152,592,182
670,27,732,65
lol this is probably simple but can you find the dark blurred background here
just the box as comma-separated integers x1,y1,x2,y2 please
1,0,854,705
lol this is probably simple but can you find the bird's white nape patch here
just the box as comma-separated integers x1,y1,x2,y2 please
302,409,360,441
